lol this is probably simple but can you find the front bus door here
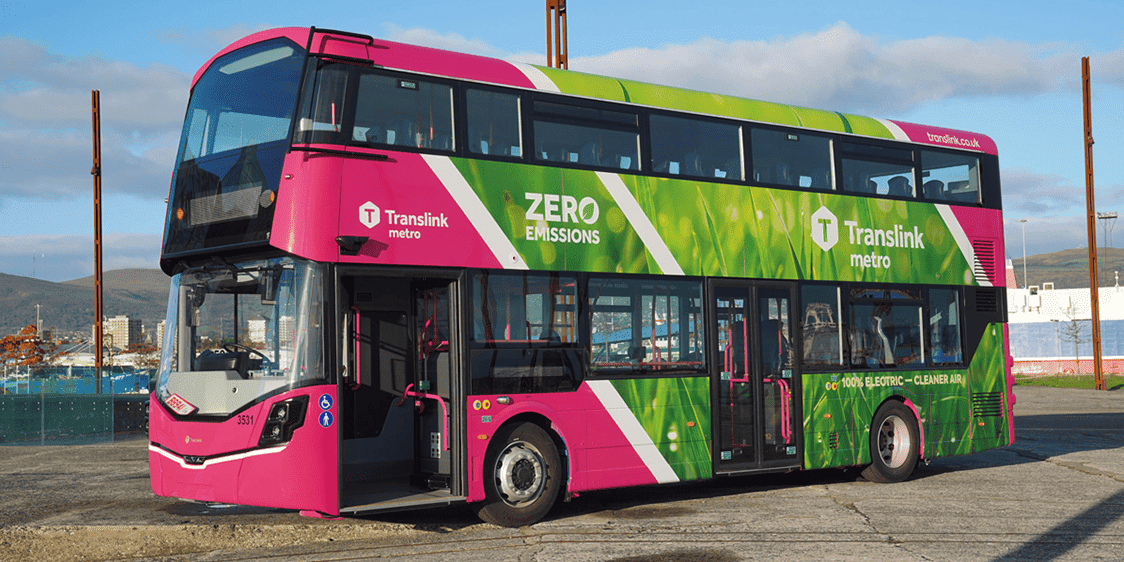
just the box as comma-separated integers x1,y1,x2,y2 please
338,272,464,514
711,281,801,473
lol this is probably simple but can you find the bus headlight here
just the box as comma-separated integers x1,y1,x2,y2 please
259,396,308,446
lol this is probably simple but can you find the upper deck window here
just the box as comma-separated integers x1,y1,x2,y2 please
838,142,916,197
351,74,454,151
533,100,639,171
751,129,833,190
178,39,304,162
466,89,523,158
920,150,980,204
650,115,742,180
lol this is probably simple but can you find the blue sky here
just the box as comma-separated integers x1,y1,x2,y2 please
2,0,1124,281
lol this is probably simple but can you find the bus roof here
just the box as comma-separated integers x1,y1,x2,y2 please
195,27,997,156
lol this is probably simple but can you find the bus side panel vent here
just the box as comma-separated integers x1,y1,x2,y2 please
971,392,1004,417
972,239,997,285
829,432,840,450
973,289,999,313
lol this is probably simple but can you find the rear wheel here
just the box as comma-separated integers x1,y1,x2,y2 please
474,422,561,527
861,401,919,483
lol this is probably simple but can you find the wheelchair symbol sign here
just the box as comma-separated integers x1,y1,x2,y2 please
318,394,333,410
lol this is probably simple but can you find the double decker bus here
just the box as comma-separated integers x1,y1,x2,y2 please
150,27,1014,526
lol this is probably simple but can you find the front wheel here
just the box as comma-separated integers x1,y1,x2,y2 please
861,401,919,483
473,422,562,527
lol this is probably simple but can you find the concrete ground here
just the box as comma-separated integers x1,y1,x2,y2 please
1,385,1122,561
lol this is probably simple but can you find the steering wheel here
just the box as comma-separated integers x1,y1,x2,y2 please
222,343,269,363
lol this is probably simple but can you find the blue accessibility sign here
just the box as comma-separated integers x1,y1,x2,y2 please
318,411,334,428
318,394,333,411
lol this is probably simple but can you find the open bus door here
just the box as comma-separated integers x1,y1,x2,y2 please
710,281,802,473
336,271,466,514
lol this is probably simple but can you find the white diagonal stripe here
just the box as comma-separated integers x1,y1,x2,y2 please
597,172,685,276
936,204,992,287
876,118,910,142
511,62,560,92
587,380,679,484
422,154,528,270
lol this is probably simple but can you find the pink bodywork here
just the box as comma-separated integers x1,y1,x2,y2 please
464,383,670,503
149,387,339,515
888,120,999,156
948,206,1006,287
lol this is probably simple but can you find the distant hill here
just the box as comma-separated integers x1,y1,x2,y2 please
0,269,171,338
1012,248,1124,290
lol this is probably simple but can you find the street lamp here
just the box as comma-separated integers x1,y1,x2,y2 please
1097,211,1117,286
1019,219,1028,298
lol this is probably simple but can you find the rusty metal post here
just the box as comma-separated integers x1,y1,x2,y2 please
91,90,104,394
1082,58,1107,391
547,0,568,69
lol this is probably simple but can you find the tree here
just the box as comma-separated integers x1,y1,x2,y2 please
1058,304,1089,375
0,325,50,367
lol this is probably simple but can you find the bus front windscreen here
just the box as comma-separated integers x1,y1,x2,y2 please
155,257,325,417
162,38,305,261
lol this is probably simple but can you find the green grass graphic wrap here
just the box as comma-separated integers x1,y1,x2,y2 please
449,158,977,286
530,65,893,139
609,377,712,481
801,323,1009,469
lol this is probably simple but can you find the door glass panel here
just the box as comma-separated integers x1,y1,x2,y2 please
715,287,754,465
759,290,797,462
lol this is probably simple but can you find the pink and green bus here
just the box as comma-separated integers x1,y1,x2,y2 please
150,27,1014,526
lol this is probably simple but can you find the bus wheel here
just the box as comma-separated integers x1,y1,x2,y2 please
474,422,561,527
861,401,919,483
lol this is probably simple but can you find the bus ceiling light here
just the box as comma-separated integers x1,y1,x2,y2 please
259,396,308,447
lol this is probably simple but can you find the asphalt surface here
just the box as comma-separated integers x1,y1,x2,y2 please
1,385,1122,561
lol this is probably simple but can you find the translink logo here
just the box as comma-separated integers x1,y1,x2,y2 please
811,206,838,251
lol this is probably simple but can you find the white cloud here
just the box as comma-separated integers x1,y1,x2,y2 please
1001,168,1085,215
382,24,507,59
0,233,162,282
568,22,1078,115
0,37,186,201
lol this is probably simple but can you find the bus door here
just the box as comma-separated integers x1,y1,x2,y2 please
710,281,800,473
339,274,463,513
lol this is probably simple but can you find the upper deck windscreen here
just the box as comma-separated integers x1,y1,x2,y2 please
162,38,305,267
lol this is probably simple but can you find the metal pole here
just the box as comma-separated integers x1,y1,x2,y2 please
1082,57,1106,391
91,90,104,394
1019,218,1028,294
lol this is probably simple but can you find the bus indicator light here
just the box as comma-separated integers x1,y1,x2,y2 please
175,208,185,221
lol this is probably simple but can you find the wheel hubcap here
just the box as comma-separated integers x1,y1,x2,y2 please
877,414,910,469
495,441,545,506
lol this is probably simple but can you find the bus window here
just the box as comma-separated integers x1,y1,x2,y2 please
840,158,916,197
294,64,350,145
750,129,833,190
848,288,924,369
352,74,454,151
469,272,584,394
589,277,705,373
801,285,843,368
921,150,980,204
649,115,742,180
533,100,639,170
466,89,523,158
929,288,963,364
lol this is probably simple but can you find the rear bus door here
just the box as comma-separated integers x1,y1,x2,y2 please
710,280,801,473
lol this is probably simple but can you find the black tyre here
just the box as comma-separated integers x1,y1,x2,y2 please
473,422,562,527
861,401,919,483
